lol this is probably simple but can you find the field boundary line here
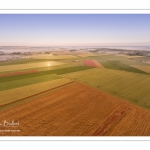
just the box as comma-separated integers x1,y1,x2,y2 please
77,81,150,112
0,81,76,111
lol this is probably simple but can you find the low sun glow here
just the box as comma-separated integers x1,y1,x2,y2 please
47,62,51,67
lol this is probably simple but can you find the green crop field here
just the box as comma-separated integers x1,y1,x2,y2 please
96,60,119,70
92,54,149,66
93,55,150,74
105,61,147,74
0,74,61,91
0,66,92,84
63,68,150,110
0,78,72,106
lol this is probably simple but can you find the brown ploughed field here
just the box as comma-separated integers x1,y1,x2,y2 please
0,82,150,136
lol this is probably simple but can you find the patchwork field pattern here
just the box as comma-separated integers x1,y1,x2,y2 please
0,82,150,136
0,52,150,136
97,60,147,74
0,78,72,106
63,68,150,109
0,74,62,91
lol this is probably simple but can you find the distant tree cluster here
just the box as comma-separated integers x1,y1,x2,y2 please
45,52,51,54
12,52,21,55
69,49,77,52
0,51,4,55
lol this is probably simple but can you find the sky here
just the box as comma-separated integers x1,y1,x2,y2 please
0,14,150,47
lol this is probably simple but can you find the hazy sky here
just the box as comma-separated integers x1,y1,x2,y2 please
0,14,150,46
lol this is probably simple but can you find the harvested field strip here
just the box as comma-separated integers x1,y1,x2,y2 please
0,66,92,84
0,74,61,91
0,81,75,110
1,82,150,136
0,61,65,72
63,68,150,109
0,70,38,77
0,78,72,106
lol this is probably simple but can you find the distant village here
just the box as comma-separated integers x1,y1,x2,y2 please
89,48,150,57
0,48,150,62
0,51,51,62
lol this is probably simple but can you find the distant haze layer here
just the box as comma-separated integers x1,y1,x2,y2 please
0,46,150,53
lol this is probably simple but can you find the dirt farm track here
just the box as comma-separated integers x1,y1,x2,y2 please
0,82,150,136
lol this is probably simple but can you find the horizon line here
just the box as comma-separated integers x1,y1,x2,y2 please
0,45,150,47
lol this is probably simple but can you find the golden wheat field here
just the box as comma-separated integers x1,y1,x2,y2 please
1,82,150,136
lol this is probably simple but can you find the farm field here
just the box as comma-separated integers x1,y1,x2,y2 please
0,82,150,136
145,61,150,64
104,61,147,74
0,78,72,106
0,58,45,66
0,66,92,86
63,68,150,110
0,69,38,77
127,56,145,58
30,54,77,59
0,51,150,136
0,62,82,75
92,60,104,68
95,54,149,66
84,60,103,68
78,53,99,57
0,65,92,92
95,55,150,74
0,74,61,91
0,61,65,72
130,56,150,62
131,65,150,73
